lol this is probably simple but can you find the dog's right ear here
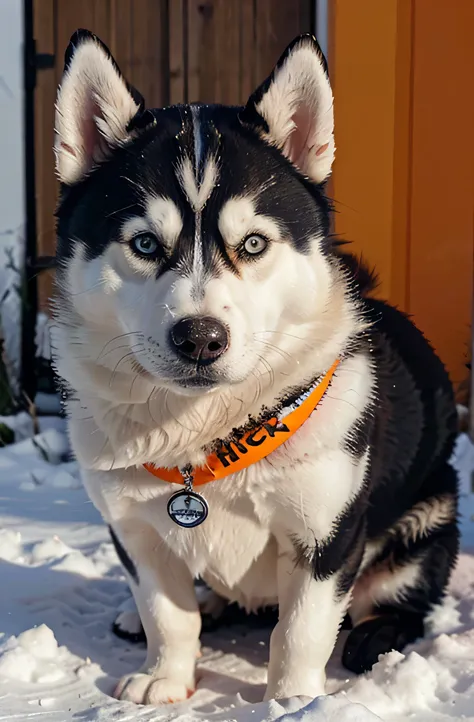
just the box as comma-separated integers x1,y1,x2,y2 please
54,29,143,185
240,35,334,184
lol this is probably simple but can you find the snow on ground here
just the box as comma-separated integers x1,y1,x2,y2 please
0,418,474,722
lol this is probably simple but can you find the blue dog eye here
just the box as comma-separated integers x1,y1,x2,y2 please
243,234,268,255
131,232,159,257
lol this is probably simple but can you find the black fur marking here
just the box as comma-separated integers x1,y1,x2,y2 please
109,526,139,584
369,515,458,614
343,405,373,461
293,491,368,598
336,524,367,599
112,619,145,644
360,300,458,542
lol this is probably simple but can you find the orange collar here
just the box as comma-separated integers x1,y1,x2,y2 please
144,359,339,487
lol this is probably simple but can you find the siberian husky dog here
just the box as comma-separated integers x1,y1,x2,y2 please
52,30,459,705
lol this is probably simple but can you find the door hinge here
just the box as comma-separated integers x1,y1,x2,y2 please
27,255,57,274
35,52,55,70
25,39,55,91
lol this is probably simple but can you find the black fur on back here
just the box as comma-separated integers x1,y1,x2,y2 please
365,296,458,537
336,250,458,537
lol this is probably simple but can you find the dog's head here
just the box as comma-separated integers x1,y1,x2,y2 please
54,30,341,398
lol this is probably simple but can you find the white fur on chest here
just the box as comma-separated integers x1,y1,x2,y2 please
82,353,373,607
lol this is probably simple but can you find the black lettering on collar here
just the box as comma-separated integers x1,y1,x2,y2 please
263,420,290,437
216,443,240,468
246,428,266,447
233,437,249,455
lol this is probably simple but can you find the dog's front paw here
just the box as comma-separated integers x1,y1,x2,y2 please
114,673,193,705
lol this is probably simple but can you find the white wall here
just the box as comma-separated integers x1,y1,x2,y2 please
315,0,328,60
0,0,24,392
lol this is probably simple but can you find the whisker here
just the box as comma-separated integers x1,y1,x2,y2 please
129,371,143,400
256,353,275,388
162,389,202,433
67,280,108,297
146,387,159,426
105,203,138,218
253,329,311,344
109,350,143,388
98,341,145,362
325,394,360,412
253,338,294,363
96,332,143,361
249,368,263,407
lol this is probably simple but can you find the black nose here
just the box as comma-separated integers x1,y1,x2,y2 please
169,317,229,364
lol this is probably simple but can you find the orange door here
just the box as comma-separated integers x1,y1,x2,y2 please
330,0,473,387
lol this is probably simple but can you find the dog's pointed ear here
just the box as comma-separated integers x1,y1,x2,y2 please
240,35,334,184
54,29,143,185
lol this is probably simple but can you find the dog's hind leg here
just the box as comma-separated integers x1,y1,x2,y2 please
110,520,201,705
344,465,459,674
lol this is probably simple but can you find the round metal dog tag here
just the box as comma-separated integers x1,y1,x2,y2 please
167,490,208,528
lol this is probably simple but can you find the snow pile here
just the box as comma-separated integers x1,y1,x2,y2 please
0,410,34,441
276,697,383,721
0,625,66,684
0,424,473,721
0,528,23,561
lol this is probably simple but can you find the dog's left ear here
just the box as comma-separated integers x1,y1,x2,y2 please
54,29,143,185
240,35,334,184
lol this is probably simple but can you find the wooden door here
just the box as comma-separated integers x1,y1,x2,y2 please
34,0,169,308
33,0,312,308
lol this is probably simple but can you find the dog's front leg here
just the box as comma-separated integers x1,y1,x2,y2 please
265,484,366,702
111,520,200,705
264,552,347,700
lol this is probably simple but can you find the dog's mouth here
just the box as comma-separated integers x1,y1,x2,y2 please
158,365,225,393
174,376,219,390
132,349,230,392
162,372,226,396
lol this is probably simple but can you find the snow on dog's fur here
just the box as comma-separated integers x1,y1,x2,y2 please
52,30,459,705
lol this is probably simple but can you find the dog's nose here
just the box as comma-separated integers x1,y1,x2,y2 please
169,317,229,364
